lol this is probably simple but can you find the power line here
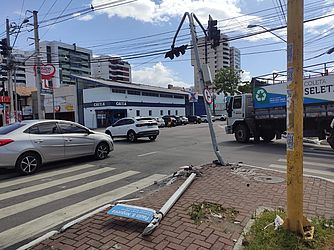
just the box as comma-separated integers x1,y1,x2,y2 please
40,0,59,24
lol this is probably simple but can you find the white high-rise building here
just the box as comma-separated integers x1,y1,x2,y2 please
191,35,230,92
230,47,241,73
92,56,131,83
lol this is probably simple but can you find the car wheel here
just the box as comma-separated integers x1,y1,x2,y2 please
95,142,109,160
149,135,157,141
15,152,41,175
105,130,113,139
127,130,137,142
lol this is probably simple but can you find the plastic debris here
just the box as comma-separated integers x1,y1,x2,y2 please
274,215,284,230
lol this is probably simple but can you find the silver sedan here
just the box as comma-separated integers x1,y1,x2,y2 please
0,120,114,175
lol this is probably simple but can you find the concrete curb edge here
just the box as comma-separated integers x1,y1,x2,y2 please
16,230,59,250
237,163,334,183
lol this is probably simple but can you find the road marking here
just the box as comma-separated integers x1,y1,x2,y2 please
0,167,115,201
269,164,334,178
219,125,226,129
0,171,139,220
137,151,157,157
0,164,95,189
0,174,166,248
278,159,334,168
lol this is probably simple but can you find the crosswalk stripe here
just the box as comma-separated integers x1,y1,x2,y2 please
0,171,139,220
269,164,334,178
0,167,115,201
0,174,166,248
0,164,95,189
278,159,333,168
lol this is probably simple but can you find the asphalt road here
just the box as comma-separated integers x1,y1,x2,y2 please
0,121,333,248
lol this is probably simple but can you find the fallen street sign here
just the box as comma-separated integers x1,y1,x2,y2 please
107,204,156,223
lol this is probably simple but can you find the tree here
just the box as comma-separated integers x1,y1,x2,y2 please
238,81,252,93
213,68,241,95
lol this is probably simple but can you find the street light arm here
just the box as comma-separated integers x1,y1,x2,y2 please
248,24,287,43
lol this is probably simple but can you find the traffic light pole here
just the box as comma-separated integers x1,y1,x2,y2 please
188,13,225,165
33,11,44,119
6,19,15,124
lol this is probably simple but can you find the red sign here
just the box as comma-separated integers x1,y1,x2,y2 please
34,64,56,81
0,96,11,103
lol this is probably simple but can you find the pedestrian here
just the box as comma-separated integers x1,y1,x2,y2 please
327,117,334,149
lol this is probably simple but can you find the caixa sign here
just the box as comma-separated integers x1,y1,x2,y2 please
0,96,10,103
93,102,106,107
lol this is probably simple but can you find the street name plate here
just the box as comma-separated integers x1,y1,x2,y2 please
108,204,156,223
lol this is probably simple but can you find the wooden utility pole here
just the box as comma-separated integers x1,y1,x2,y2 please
285,0,309,235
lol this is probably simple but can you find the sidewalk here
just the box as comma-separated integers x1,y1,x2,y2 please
31,164,334,250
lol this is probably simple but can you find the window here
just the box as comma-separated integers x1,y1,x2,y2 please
142,92,159,97
160,94,173,98
59,123,88,134
175,110,178,115
160,110,163,116
168,110,171,115
136,110,140,116
149,110,152,116
233,96,242,109
0,123,26,135
174,95,184,99
26,122,59,134
128,90,140,95
112,88,126,94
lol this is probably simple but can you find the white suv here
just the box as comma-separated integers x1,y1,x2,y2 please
105,117,159,142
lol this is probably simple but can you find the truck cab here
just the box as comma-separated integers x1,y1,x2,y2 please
225,94,255,142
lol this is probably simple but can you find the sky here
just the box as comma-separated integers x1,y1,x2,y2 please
1,0,334,89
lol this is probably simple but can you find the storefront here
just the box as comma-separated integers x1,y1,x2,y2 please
75,76,188,129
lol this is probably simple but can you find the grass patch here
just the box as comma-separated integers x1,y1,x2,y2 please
189,201,239,224
243,210,334,249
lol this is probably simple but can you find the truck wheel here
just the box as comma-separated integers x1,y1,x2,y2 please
235,124,250,143
261,131,275,142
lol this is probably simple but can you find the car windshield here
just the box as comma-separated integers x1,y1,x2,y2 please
0,123,26,135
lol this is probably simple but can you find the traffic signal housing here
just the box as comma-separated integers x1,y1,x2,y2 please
165,45,188,60
0,38,11,57
207,15,220,48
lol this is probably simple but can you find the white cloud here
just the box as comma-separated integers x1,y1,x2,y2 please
90,0,260,24
72,13,94,21
240,70,251,82
132,62,191,88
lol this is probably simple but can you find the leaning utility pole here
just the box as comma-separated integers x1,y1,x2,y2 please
6,19,15,124
285,0,311,236
33,10,44,119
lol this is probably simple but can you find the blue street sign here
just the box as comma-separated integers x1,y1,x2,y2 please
107,204,156,223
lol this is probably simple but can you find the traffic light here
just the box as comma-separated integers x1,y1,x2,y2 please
207,15,220,48
165,45,188,60
0,38,10,57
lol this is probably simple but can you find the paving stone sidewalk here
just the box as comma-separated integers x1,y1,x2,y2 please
32,164,334,250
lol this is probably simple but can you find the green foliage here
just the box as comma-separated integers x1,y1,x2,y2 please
238,81,252,93
214,68,241,95
243,210,334,250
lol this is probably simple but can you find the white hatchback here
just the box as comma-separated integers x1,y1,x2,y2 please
105,117,159,142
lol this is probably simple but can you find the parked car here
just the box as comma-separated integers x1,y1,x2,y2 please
220,114,227,121
0,120,114,175
105,117,159,142
187,115,202,124
153,117,165,127
200,115,216,122
179,116,189,125
173,116,183,126
162,116,177,127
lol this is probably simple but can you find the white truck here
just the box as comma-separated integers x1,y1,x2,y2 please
225,74,334,149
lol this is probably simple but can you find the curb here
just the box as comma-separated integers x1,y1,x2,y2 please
237,163,334,183
16,231,58,250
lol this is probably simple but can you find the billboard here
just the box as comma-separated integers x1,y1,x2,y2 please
253,74,334,108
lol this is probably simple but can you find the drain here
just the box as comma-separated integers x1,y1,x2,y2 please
254,175,285,184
